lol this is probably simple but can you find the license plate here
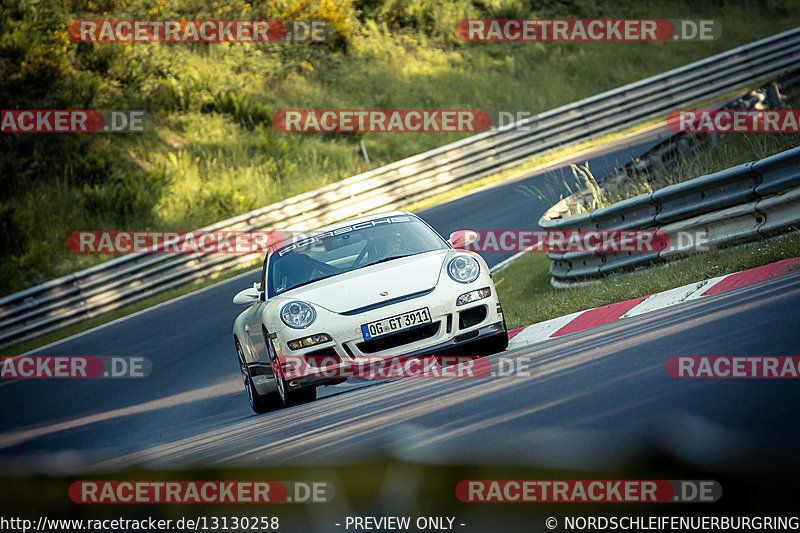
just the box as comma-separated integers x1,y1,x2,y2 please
361,308,432,340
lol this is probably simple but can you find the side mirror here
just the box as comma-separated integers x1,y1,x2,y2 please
233,287,263,305
253,281,266,301
449,230,479,249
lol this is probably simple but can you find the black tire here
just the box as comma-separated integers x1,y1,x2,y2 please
236,339,273,414
289,386,317,405
264,328,317,408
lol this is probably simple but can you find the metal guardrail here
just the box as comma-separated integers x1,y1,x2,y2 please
3,27,800,347
540,70,800,284
540,147,800,285
539,69,800,228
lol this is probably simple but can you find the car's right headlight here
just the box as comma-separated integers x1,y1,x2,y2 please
280,301,316,329
447,255,480,283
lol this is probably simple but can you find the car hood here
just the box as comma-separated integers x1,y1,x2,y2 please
283,250,450,314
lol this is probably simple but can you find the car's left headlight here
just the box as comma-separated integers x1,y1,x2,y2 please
448,255,480,283
280,301,316,329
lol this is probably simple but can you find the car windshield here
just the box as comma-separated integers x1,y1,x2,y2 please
267,215,448,297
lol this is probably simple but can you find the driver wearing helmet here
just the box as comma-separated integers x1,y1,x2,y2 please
375,229,409,261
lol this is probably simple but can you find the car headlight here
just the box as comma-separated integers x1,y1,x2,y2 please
447,255,480,283
280,301,316,329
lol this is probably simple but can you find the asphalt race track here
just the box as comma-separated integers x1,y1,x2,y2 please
2,122,799,480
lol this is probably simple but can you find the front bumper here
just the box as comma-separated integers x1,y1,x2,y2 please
272,280,504,390
283,320,506,388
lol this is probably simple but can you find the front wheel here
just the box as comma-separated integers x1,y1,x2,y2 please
265,329,317,408
236,340,273,414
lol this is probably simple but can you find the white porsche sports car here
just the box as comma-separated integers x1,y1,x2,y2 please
232,211,507,412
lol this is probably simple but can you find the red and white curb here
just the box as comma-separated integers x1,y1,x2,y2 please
506,256,800,349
